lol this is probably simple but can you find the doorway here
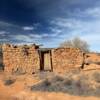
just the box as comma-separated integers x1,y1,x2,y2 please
39,49,53,71
0,47,4,70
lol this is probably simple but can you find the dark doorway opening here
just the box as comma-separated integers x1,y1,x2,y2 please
0,46,4,71
39,49,53,72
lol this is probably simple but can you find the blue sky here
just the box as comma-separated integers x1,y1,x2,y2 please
0,0,100,52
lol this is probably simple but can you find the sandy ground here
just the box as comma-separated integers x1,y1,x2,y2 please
0,53,100,100
0,82,100,100
0,71,100,100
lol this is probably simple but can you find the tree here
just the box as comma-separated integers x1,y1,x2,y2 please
60,37,90,52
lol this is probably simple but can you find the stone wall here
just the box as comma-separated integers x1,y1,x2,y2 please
2,44,84,74
2,44,40,74
52,48,84,73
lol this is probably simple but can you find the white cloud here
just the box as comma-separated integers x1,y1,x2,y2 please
29,34,42,38
51,18,84,29
0,39,9,42
10,33,43,43
0,31,9,36
0,31,6,35
13,34,33,42
22,26,34,31
0,21,20,28
0,21,14,27
73,7,100,18
84,7,100,18
66,6,100,20
50,27,62,33
50,10,100,51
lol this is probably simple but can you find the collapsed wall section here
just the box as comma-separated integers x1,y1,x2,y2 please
52,48,84,73
2,44,40,74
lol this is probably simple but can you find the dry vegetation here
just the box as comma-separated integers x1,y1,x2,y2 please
0,43,100,100
30,71,100,96
0,70,100,100
60,37,89,52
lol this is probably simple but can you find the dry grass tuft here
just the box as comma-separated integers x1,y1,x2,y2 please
30,71,100,96
92,72,100,83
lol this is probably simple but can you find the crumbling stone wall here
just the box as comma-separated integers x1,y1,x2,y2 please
2,43,84,74
52,48,84,73
2,44,40,74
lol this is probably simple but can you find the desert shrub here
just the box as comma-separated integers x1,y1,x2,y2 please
31,75,64,92
53,75,64,82
59,37,90,53
79,74,89,80
31,78,53,92
75,79,91,95
92,72,100,83
95,85,100,96
30,72,100,96
43,79,51,86
4,78,16,85
63,78,72,86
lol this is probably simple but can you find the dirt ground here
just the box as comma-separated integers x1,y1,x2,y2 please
0,52,100,100
0,70,100,100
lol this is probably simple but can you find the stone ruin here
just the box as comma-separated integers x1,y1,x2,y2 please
2,44,40,74
1,43,84,74
52,48,84,73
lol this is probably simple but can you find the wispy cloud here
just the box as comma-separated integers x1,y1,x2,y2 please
0,31,7,35
49,6,100,51
0,21,20,28
68,6,100,19
22,26,34,31
10,34,42,43
84,7,100,17
0,0,100,51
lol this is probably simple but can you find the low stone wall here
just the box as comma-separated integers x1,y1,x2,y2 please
2,44,40,74
52,48,84,73
2,44,84,74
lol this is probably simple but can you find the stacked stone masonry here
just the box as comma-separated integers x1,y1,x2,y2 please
2,44,84,74
52,48,84,73
2,44,40,73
